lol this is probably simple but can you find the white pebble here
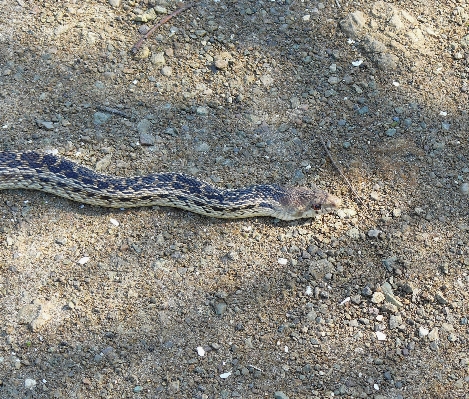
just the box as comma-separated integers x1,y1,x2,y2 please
302,14,310,21
352,59,363,66
375,331,386,341
220,371,232,379
392,81,400,86
196,346,205,356
110,218,119,226
277,258,288,265
305,286,313,295
419,326,429,337
439,111,447,116
78,257,90,265
339,297,350,305
374,383,380,390
25,379,37,389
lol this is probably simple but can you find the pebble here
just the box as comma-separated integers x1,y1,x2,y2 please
214,301,227,316
274,392,289,399
36,119,54,130
24,379,37,389
460,182,469,195
161,66,172,76
367,229,381,238
428,327,439,341
386,128,396,137
372,292,385,304
108,0,122,7
134,8,157,22
140,133,155,146
93,112,111,125
196,106,209,116
151,52,165,66
419,326,429,337
389,314,402,329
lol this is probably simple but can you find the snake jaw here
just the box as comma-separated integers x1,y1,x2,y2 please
277,186,341,220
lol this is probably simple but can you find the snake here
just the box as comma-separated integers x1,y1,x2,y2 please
0,151,341,220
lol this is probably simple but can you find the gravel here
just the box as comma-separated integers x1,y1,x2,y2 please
1,0,469,398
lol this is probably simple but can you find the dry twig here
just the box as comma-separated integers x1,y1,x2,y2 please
96,105,131,119
131,3,195,54
318,135,364,206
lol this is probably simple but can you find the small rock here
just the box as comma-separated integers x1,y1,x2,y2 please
428,327,439,342
371,292,385,304
214,301,227,316
196,106,209,116
389,314,402,329
151,52,165,66
93,112,111,125
419,326,429,337
161,66,172,76
274,392,289,399
134,8,157,22
25,379,36,389
460,183,469,195
137,119,152,135
368,229,381,238
36,120,54,130
108,0,122,7
139,133,155,146
153,6,167,14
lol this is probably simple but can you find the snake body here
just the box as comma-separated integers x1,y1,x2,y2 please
0,151,341,220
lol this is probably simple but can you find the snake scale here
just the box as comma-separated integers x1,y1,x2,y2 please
0,151,341,220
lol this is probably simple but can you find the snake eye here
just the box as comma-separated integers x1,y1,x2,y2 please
312,204,322,211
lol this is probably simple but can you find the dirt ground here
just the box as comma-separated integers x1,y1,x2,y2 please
1,0,469,398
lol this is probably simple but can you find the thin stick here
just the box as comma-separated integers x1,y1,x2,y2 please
131,3,195,54
318,135,364,206
96,105,131,119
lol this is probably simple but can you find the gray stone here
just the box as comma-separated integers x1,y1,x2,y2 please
93,112,111,125
36,119,54,130
460,182,469,195
389,314,402,329
214,301,227,316
274,392,289,399
140,133,155,146
137,119,152,135
196,106,209,116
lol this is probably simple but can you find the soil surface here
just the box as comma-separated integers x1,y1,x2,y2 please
1,0,469,398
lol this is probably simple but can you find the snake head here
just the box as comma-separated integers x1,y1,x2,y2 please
276,186,342,220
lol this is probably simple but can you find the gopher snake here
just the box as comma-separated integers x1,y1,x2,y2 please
0,151,341,220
